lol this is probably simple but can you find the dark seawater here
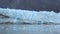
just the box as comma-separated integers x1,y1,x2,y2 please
0,24,60,34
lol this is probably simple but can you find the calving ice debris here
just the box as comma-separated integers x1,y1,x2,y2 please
0,8,60,24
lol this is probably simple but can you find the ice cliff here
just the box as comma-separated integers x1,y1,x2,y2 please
0,8,60,24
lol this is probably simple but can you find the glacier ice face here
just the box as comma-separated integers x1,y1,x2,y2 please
0,8,60,24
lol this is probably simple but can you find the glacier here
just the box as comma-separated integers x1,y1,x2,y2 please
0,8,60,24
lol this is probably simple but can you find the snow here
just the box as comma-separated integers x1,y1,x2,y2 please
0,8,60,24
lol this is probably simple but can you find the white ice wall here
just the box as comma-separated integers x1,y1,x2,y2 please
0,8,60,24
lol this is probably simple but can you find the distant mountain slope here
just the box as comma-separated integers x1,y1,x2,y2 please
0,0,60,12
